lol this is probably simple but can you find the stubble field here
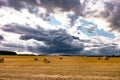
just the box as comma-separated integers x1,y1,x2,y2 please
0,56,120,80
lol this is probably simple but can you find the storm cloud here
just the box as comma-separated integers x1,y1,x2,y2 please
85,0,120,32
0,35,4,40
39,0,82,15
0,0,88,15
106,2,120,31
2,23,84,54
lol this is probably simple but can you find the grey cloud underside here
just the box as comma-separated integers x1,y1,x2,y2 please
1,0,87,15
102,1,120,31
109,4,120,31
0,1,6,6
85,0,120,31
2,24,84,54
8,0,37,10
84,45,120,56
0,35,4,40
1,43,25,52
81,40,120,56
39,0,83,15
3,23,45,35
99,46,120,55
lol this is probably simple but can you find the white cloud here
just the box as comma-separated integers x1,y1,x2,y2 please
0,6,58,30
54,12,72,27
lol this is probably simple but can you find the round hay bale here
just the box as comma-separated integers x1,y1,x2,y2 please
0,57,4,63
43,58,50,63
97,57,101,60
34,57,39,61
103,56,109,60
59,57,63,60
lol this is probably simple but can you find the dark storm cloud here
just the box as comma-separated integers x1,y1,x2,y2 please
102,2,115,18
0,0,7,6
2,43,24,49
99,1,120,31
39,0,82,15
82,43,120,56
109,3,120,31
21,29,84,54
0,0,41,16
20,33,51,41
98,45,120,55
79,0,120,32
0,35,4,40
2,0,88,15
3,24,33,34
2,23,84,54
7,0,37,10
1,42,35,52
3,23,46,35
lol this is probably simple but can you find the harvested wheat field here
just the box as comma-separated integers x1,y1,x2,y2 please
0,56,120,80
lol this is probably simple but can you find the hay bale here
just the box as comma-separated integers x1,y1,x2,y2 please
43,58,50,63
59,57,63,60
97,57,101,60
34,57,39,61
0,57,4,63
103,56,109,60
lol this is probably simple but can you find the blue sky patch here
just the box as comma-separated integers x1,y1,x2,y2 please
78,19,115,39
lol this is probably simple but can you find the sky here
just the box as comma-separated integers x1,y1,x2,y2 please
0,0,120,55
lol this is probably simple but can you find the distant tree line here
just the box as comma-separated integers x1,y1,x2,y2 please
0,51,17,55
